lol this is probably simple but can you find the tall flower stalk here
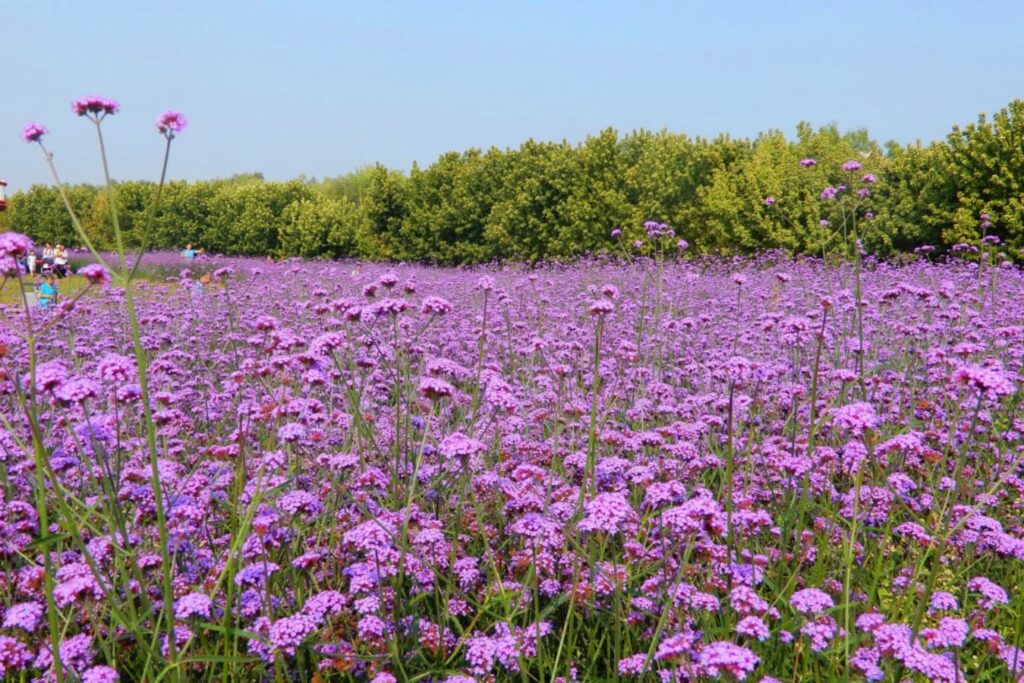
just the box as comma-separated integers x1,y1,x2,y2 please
25,99,187,677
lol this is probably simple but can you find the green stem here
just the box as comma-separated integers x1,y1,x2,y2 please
91,118,179,672
23,336,64,683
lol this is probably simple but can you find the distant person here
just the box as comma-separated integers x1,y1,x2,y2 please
181,244,203,262
53,245,69,278
42,244,55,270
26,250,37,275
192,273,212,297
37,274,58,309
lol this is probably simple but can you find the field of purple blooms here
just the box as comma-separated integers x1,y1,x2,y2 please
0,245,1021,683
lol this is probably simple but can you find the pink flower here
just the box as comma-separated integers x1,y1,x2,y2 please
699,641,760,680
655,631,698,661
951,364,1015,399
578,492,638,535
157,110,188,136
420,296,453,315
73,96,119,117
22,122,48,143
174,592,213,620
790,588,834,615
0,635,33,673
737,616,771,641
269,613,318,656
589,299,615,317
420,376,455,399
968,576,1009,609
439,432,485,460
78,263,111,285
831,402,879,436
0,232,34,259
82,665,119,683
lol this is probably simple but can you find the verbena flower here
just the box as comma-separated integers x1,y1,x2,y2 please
22,122,48,142
588,299,615,316
73,95,119,117
79,263,112,285
617,653,649,675
699,641,760,680
578,492,638,535
0,232,33,259
157,110,188,136
269,613,318,656
174,592,213,620
831,402,879,436
737,616,771,641
967,576,1009,609
2,602,44,632
921,617,969,649
439,432,485,460
420,376,455,399
951,364,1014,399
420,296,453,315
929,592,959,612
82,665,120,683
0,636,33,675
655,631,698,662
790,588,834,616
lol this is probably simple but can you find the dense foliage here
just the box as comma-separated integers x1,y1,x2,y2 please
5,100,1024,263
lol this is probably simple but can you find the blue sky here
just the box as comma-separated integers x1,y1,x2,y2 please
4,1,1023,191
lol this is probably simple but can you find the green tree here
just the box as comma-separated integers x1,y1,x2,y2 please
279,196,366,258
940,100,1024,248
550,128,631,258
7,184,97,247
485,139,575,262
362,164,409,260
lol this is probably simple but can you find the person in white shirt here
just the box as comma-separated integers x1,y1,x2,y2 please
42,244,55,270
54,245,69,278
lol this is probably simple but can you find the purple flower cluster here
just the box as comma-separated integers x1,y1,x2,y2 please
21,123,47,143
156,110,188,136
72,96,119,117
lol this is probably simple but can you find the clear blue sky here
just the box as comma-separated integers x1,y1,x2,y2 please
4,1,1023,191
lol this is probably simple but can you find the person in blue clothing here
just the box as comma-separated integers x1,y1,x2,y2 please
181,243,203,261
37,274,58,309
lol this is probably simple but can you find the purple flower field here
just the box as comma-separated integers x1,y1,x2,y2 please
0,248,1021,682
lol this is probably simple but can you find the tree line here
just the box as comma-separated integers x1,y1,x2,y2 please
3,100,1023,263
